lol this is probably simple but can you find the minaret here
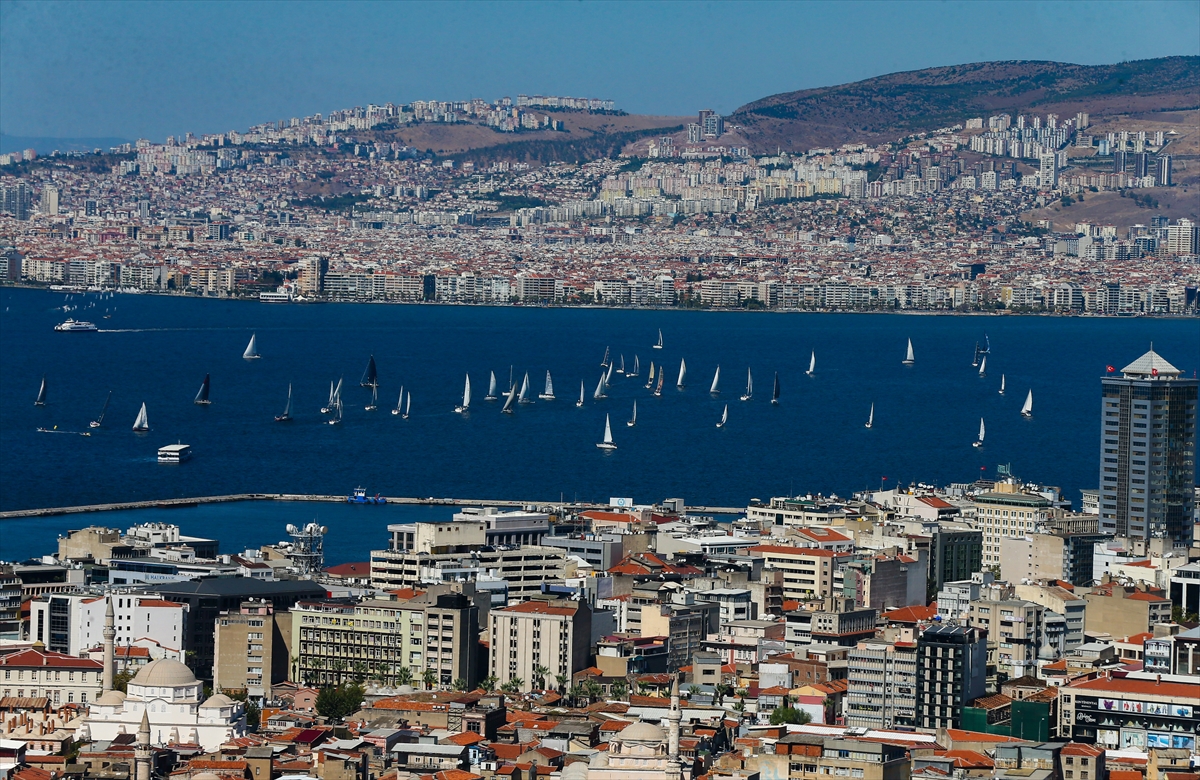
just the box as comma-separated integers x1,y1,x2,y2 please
102,597,116,693
135,709,152,780
666,673,682,780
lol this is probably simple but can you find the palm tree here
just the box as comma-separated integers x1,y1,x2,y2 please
501,678,524,694
452,678,468,692
611,680,628,701
637,681,652,696
714,683,731,705
686,684,701,699
555,673,569,693
396,667,414,686
583,679,603,703
421,669,438,691
481,675,499,692
533,665,551,692
567,684,585,706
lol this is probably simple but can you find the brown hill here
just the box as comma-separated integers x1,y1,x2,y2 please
730,57,1200,153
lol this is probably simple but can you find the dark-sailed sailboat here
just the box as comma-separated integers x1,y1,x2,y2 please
194,374,211,405
360,355,379,388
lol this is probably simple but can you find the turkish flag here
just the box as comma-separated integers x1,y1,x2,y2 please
1106,365,1115,373
1151,368,1158,377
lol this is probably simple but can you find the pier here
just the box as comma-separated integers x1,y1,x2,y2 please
0,494,746,520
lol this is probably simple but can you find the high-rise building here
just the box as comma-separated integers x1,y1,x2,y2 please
1113,150,1127,174
1099,349,1197,547
1039,153,1058,189
488,594,591,693
928,530,983,597
1166,218,1197,255
213,599,293,698
1132,152,1149,178
845,639,918,729
1158,155,1172,186
40,185,59,216
915,624,987,730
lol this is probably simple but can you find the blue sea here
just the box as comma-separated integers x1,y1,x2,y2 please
1,287,1196,562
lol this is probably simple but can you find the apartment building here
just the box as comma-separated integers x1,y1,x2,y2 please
29,593,186,657
1082,583,1173,637
213,599,293,697
774,735,910,780
488,595,591,693
999,532,1110,586
973,484,1054,565
845,639,918,729
915,624,987,731
969,598,1045,680
749,545,850,600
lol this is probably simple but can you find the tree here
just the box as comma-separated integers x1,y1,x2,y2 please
533,665,551,691
452,678,469,692
555,674,569,692
568,684,585,706
501,678,524,695
315,683,364,722
245,699,261,731
611,680,628,701
421,669,438,691
583,679,603,703
112,669,135,694
481,675,499,692
714,683,732,705
396,666,414,686
770,705,812,726
686,684,701,698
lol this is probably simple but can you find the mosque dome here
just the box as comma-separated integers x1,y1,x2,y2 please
131,658,199,687
95,690,127,706
1038,637,1059,661
619,720,666,743
200,694,235,709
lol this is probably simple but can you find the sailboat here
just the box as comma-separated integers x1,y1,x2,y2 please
627,400,638,427
1021,389,1033,418
617,355,625,375
454,375,471,413
645,362,655,389
321,381,336,414
576,380,585,408
485,371,498,401
654,371,664,397
740,368,753,401
504,366,514,397
593,372,608,400
604,360,615,389
676,358,687,389
978,355,987,378
716,404,728,428
973,418,985,448
365,384,378,411
402,391,411,419
539,371,555,401
323,378,343,414
999,374,1006,395
771,372,780,405
628,355,640,378
34,375,46,406
90,390,112,428
653,329,663,349
806,352,816,377
865,403,874,429
276,384,294,422
903,338,915,366
501,382,518,414
597,414,617,450
518,372,534,404
360,355,378,388
600,346,611,368
194,373,211,405
709,365,721,394
132,402,149,432
243,333,260,360
392,385,406,415
328,396,343,425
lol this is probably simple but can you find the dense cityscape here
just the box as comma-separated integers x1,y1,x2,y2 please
1,99,1198,314
0,347,1197,780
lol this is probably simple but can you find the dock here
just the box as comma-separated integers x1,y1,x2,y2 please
0,493,745,520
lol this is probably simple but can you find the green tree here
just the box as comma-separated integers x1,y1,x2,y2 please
421,669,438,691
112,669,135,693
532,665,551,691
315,683,364,722
452,678,469,692
686,684,701,698
501,678,524,694
396,666,414,686
555,674,570,692
245,699,261,731
568,684,585,706
611,680,628,701
770,705,812,725
583,679,603,703
481,675,499,692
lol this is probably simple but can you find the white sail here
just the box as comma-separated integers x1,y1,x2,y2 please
646,362,655,388
979,355,987,376
977,418,986,443
404,391,411,418
332,377,343,406
630,355,639,377
717,404,728,428
596,413,616,449
654,329,663,349
577,380,585,407
366,384,378,411
132,402,149,431
594,372,607,400
393,385,405,415
1021,389,1033,417
866,403,874,428
627,399,637,427
807,351,816,375
904,338,915,364
457,374,471,411
323,380,335,413
486,371,498,400
676,358,687,388
539,370,555,400
518,372,532,404
710,365,721,394
502,382,517,413
601,346,610,367
605,360,614,387
243,333,260,359
999,374,1006,395
741,367,753,401
35,375,46,406
618,355,625,374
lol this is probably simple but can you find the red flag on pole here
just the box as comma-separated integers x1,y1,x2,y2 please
1106,365,1115,373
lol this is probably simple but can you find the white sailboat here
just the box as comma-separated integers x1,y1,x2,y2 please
628,355,640,378
973,417,985,448
402,391,411,419
518,372,534,404
645,362,655,389
90,390,112,428
596,413,617,450
34,375,46,406
501,382,517,414
740,368,753,401
676,358,687,389
276,385,294,422
709,365,721,394
365,384,378,411
600,346,611,368
328,396,343,425
485,371,498,401
999,374,1006,395
653,329,663,350
454,375,471,413
132,402,149,432
1021,390,1033,418
978,355,987,378
806,351,816,377
771,372,780,405
323,377,342,415
321,380,336,414
539,371,555,400
865,403,874,429
617,355,625,375
604,360,615,389
576,380,585,408
505,366,514,396
243,333,260,360
903,338,915,366
716,404,728,428
392,385,405,415
627,399,638,427
593,372,607,400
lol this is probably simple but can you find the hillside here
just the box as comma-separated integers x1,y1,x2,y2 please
730,57,1200,153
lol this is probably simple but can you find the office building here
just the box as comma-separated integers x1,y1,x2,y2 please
1099,349,1197,547
998,532,1110,586
928,530,983,596
915,623,987,731
969,598,1045,680
213,599,293,697
1158,155,1172,186
0,647,104,705
845,639,918,729
488,595,591,693
975,484,1055,564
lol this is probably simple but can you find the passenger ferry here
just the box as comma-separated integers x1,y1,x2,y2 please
54,318,98,332
157,443,193,463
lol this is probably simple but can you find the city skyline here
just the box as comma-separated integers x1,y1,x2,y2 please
1,0,1198,141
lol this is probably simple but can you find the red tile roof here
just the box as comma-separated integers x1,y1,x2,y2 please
0,649,102,670
882,603,938,623
498,601,578,616
324,562,372,577
1066,675,1199,698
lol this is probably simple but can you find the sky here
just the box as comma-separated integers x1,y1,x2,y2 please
2,0,1198,142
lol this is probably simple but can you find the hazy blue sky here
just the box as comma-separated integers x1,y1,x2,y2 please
2,0,1198,141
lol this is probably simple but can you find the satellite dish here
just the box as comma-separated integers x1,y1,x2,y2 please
286,524,297,534
320,526,328,534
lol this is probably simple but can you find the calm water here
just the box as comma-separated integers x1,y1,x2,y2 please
1,287,1197,556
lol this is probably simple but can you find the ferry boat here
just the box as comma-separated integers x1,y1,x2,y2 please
54,319,98,332
348,487,387,504
158,443,193,463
